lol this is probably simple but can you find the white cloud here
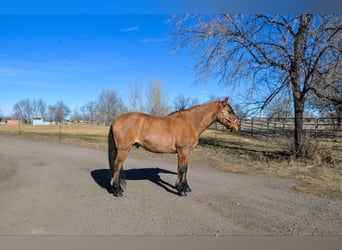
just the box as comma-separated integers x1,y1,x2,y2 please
120,26,139,32
141,38,167,43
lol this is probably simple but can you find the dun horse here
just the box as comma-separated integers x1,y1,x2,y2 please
108,97,239,197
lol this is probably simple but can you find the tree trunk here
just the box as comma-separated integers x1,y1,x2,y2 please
291,68,306,158
293,93,305,158
290,14,312,158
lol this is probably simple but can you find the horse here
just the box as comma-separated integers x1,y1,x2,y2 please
108,97,240,197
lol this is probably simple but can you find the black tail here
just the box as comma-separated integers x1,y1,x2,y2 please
108,124,117,178
108,124,126,196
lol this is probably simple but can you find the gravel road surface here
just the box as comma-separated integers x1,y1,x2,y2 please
0,135,341,235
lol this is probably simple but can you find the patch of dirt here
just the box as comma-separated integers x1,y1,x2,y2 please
0,135,341,235
0,153,17,182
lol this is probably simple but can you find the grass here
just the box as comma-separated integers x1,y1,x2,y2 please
198,129,342,200
0,124,108,148
1,124,341,200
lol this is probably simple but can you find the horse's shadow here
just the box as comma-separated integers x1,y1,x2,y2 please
90,167,179,196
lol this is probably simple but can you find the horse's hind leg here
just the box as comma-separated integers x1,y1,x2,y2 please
111,149,129,197
176,149,192,196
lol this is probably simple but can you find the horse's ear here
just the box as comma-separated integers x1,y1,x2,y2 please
223,97,229,105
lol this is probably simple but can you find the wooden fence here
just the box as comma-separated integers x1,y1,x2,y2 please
212,117,342,138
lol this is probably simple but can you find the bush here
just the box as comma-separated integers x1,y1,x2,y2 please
288,131,340,166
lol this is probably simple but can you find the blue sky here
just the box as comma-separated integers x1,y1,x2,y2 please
0,14,230,116
1,1,339,117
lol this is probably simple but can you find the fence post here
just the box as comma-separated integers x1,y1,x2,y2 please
59,122,62,139
18,119,21,135
251,117,254,136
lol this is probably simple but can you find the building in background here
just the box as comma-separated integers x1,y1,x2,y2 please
32,118,55,126
6,120,20,126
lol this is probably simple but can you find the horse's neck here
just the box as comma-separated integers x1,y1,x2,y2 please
188,103,218,136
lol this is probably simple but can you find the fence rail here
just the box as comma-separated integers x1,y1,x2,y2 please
212,117,342,138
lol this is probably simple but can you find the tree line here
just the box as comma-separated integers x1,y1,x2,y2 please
9,81,340,128
9,79,200,126
12,98,71,125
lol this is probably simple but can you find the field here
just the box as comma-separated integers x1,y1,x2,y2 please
0,124,109,148
1,124,341,200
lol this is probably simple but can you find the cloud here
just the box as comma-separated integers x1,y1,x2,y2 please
141,38,167,43
120,26,139,32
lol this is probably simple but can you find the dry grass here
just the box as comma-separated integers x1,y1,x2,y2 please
0,124,108,148
1,124,341,200
198,129,342,200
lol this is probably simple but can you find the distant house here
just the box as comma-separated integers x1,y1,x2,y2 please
33,118,44,126
33,118,55,126
6,120,20,126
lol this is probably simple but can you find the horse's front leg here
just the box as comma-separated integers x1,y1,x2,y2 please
176,149,192,196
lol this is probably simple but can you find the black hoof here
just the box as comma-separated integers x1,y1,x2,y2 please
183,183,192,193
176,182,190,197
113,191,123,197
112,185,124,197
178,191,187,197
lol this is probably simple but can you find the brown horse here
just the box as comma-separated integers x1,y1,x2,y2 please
108,97,239,197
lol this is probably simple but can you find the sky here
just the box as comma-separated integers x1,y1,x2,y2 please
0,1,339,117
0,14,230,116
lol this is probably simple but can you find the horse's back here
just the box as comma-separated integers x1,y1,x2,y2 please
114,112,143,125
113,112,147,136
112,112,179,153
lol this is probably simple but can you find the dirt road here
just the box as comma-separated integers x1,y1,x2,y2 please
0,135,341,235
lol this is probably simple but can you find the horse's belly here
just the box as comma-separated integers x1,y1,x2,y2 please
140,134,176,153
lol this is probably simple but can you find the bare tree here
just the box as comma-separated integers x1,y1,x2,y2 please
80,101,98,124
233,103,248,120
171,14,342,158
146,78,170,116
98,89,127,126
13,98,33,124
71,106,83,123
265,94,293,119
308,54,342,126
13,98,47,123
32,99,47,119
173,94,199,111
48,100,71,123
128,82,144,112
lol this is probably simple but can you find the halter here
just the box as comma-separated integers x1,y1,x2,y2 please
221,109,237,126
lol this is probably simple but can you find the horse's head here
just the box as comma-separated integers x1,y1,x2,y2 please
216,97,240,131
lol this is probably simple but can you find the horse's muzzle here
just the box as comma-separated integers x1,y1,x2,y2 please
232,119,240,131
